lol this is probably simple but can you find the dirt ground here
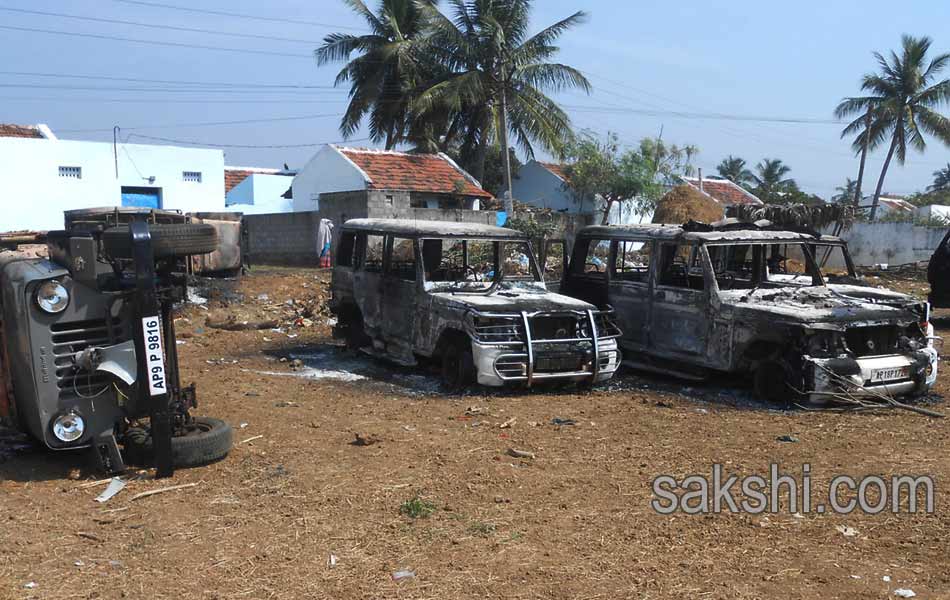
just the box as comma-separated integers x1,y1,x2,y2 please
2,267,949,599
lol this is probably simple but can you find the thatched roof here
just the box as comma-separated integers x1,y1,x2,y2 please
652,184,724,224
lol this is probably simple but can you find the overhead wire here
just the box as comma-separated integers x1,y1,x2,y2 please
112,0,367,31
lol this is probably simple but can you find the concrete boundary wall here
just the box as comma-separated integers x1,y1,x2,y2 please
244,200,500,266
837,222,948,267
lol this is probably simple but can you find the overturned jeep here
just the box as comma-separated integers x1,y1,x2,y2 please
330,219,621,388
0,208,232,475
562,221,939,403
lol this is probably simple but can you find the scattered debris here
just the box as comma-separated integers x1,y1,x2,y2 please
241,435,264,445
506,448,536,460
551,417,576,426
894,589,916,598
499,417,516,429
883,576,892,583
327,554,338,568
23,582,36,589
289,358,305,371
76,531,102,542
95,478,127,503
776,435,800,443
392,569,415,581
130,482,199,501
836,525,859,537
274,401,299,408
206,317,279,331
351,432,380,447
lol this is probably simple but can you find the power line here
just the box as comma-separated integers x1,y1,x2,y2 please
113,0,366,31
0,24,314,58
0,6,332,44
0,83,344,94
125,133,371,148
58,112,344,133
0,70,342,90
1,96,345,104
562,104,843,125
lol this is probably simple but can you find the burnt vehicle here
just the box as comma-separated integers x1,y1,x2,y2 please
562,221,939,403
928,229,950,308
330,219,621,388
0,208,232,475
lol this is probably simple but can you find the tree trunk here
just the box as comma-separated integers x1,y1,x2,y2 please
600,196,614,225
870,128,900,221
469,110,492,185
853,109,872,207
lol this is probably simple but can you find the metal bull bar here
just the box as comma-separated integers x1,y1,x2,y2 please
469,308,621,386
130,222,175,478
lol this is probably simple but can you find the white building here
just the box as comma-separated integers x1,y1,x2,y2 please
0,123,225,232
224,166,295,215
505,160,652,224
291,145,491,213
873,195,916,220
915,204,950,223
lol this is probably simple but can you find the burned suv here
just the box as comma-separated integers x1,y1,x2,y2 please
0,208,232,475
330,219,621,388
562,221,938,403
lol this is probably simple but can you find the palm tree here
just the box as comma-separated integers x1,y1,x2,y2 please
751,158,797,202
930,163,950,191
834,104,878,207
414,0,590,182
316,0,437,149
716,156,753,186
835,35,950,220
833,178,858,204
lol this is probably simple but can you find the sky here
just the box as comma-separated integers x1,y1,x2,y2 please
3,0,950,199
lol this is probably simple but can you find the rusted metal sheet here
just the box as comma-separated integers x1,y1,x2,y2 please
0,311,14,419
189,217,242,273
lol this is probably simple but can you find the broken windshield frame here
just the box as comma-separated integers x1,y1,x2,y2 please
703,240,858,291
420,237,543,293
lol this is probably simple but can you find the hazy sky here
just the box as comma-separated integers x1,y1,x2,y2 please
4,0,950,198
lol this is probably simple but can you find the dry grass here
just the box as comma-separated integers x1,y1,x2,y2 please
652,184,724,224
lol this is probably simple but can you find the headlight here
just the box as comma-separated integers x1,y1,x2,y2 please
52,411,85,442
36,280,70,314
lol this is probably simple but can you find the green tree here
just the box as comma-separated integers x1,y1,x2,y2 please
835,104,878,207
716,155,753,186
835,35,950,220
450,145,522,197
412,0,590,182
638,138,698,185
562,132,661,225
833,178,859,205
316,0,438,149
750,158,797,203
930,163,950,191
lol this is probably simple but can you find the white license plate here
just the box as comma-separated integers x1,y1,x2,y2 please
141,316,167,396
870,366,910,382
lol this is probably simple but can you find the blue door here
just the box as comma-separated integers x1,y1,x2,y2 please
121,187,161,208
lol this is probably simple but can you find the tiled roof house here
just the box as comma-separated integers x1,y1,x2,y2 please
681,176,763,207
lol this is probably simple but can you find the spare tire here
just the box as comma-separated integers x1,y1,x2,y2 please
101,223,218,258
123,416,232,468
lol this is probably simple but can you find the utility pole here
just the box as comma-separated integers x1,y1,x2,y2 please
499,65,514,219
113,126,120,179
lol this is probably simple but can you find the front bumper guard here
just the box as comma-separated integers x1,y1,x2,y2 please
467,308,621,386
804,348,938,402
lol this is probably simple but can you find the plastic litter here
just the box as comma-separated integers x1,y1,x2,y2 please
776,435,800,443
894,590,916,598
551,417,576,426
392,569,415,581
835,525,858,537
95,478,127,503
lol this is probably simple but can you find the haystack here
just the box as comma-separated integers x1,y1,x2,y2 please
652,184,723,225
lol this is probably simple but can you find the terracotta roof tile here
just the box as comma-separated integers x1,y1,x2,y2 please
538,161,571,184
338,148,492,198
224,167,292,193
683,177,762,206
0,124,43,139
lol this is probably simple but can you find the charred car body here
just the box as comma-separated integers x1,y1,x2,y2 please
562,221,938,403
0,208,232,474
330,219,621,388
928,228,950,308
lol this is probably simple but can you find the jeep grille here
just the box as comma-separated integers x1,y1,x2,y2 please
51,317,130,399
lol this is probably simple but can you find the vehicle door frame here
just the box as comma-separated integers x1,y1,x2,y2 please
352,231,386,338
608,236,655,351
561,235,611,307
648,240,720,362
378,234,423,359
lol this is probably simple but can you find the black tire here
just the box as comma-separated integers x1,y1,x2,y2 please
101,223,218,258
124,416,232,468
339,310,370,352
441,338,475,391
753,361,798,406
